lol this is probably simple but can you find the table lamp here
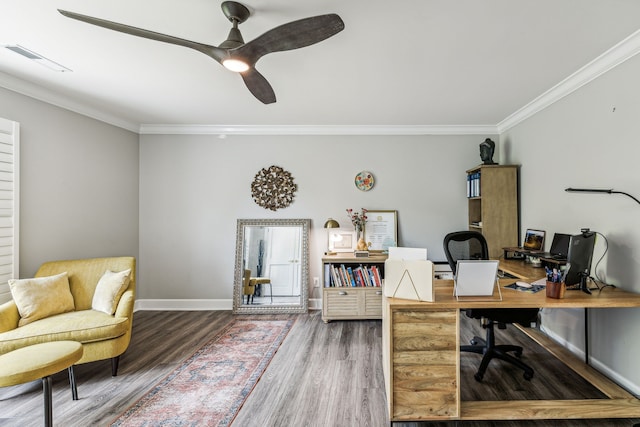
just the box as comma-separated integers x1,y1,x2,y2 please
324,218,340,255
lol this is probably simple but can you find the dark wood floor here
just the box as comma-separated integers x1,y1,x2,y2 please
0,310,638,427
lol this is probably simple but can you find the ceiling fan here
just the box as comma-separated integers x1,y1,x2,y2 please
58,2,345,104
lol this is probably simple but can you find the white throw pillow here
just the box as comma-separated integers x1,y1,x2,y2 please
92,269,132,315
9,272,74,326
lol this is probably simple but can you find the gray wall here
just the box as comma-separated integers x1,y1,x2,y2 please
501,53,640,393
138,134,490,301
5,48,640,394
0,87,139,277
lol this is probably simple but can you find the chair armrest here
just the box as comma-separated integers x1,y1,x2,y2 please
114,289,134,318
0,301,19,333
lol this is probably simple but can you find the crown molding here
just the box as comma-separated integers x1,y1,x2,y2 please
0,72,139,133
3,26,640,137
138,124,498,136
497,28,640,133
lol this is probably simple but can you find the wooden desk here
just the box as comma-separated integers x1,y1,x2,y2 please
382,259,640,423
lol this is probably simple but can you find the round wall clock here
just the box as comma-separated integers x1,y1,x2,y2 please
354,171,374,191
251,165,297,211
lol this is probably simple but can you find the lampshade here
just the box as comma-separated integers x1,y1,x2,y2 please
324,218,340,229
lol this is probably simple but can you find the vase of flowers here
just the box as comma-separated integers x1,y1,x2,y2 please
346,208,367,240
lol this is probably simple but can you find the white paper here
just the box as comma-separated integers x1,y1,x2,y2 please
384,259,434,302
388,247,427,260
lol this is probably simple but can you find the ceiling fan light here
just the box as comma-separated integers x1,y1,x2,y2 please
223,58,249,72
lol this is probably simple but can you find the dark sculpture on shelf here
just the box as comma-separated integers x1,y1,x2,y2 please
479,138,497,165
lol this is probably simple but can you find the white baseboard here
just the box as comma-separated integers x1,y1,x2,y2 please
134,298,322,312
308,298,322,310
540,324,586,360
541,325,640,397
134,299,232,311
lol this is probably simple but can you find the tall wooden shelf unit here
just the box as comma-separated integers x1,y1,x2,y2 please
467,165,519,259
321,254,387,323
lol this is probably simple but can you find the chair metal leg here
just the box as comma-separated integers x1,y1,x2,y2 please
475,347,534,381
111,356,120,377
42,376,53,427
460,344,485,355
68,366,78,400
469,322,534,382
495,344,524,357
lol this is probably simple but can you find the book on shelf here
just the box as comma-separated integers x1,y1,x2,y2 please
340,264,349,286
358,265,371,287
372,265,382,287
327,263,382,287
346,266,356,286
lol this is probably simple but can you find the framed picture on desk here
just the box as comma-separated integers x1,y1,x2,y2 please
364,210,398,251
328,230,356,253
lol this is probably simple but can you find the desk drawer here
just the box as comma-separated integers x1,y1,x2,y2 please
391,309,459,419
322,287,383,321
364,288,383,316
324,289,359,316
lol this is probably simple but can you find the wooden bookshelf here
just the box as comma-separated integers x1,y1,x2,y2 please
321,253,387,323
466,165,519,258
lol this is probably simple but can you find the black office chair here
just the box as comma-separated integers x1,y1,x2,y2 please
443,231,538,382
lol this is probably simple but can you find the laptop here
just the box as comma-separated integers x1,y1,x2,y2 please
521,229,545,252
453,260,502,300
532,233,571,260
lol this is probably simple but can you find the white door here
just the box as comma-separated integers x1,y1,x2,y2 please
264,226,301,296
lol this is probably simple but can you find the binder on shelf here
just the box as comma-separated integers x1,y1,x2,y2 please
383,259,434,302
324,264,331,287
467,171,482,198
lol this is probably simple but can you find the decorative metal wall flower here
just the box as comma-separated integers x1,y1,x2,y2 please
251,165,297,211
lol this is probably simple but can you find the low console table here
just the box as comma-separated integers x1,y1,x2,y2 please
321,253,387,322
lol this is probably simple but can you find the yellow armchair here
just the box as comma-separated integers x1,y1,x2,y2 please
242,269,256,304
0,257,136,380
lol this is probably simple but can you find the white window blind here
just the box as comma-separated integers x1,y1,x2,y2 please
0,117,19,304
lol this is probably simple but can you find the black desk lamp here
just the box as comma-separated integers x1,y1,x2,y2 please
565,188,640,205
566,187,639,374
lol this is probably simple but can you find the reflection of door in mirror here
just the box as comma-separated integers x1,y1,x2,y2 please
233,218,310,314
262,226,301,296
244,227,301,298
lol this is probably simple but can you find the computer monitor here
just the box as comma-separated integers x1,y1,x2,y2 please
564,231,596,294
548,233,571,258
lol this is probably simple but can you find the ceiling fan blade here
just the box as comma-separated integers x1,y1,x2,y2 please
58,9,228,63
240,68,276,104
232,14,344,66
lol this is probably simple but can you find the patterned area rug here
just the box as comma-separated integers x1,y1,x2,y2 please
111,317,295,426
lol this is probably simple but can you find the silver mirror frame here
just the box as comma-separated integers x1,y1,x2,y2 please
233,218,310,314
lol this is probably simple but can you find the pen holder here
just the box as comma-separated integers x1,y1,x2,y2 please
546,281,565,299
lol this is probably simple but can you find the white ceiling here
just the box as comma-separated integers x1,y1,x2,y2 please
2,0,640,133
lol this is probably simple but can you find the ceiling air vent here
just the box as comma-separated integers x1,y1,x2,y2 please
3,44,71,72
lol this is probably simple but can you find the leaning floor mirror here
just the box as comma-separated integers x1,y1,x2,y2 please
233,218,310,314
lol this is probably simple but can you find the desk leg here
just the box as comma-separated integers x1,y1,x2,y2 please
585,307,589,365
